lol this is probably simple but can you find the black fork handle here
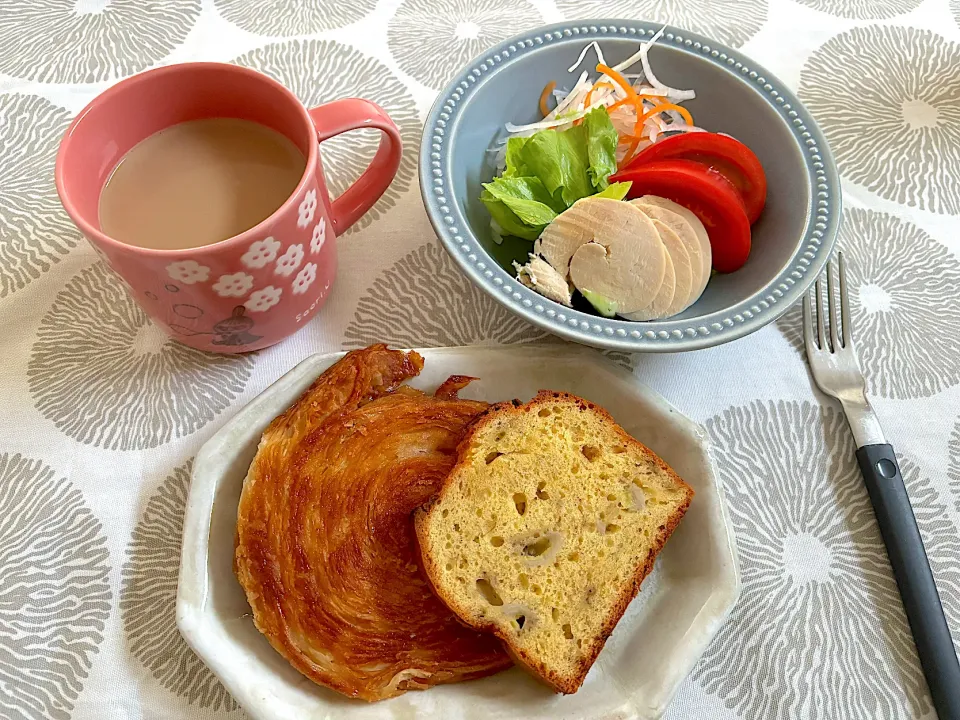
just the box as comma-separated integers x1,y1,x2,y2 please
856,443,960,718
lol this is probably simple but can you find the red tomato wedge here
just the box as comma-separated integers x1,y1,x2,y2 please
623,133,767,223
611,159,752,273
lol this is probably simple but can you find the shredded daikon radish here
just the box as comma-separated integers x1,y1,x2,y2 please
640,28,697,101
490,219,504,245
492,35,705,161
633,85,670,97
506,99,609,133
491,143,508,173
545,71,590,120
567,41,606,73
612,26,663,73
664,124,707,134
611,27,697,102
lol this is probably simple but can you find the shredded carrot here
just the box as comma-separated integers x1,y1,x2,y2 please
595,63,695,142
596,64,637,101
584,81,615,109
596,63,643,133
619,137,642,169
609,93,664,114
640,101,695,127
539,81,556,117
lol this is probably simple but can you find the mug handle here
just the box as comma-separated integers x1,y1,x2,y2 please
308,99,402,235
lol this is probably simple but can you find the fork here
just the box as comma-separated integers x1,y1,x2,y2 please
803,252,960,719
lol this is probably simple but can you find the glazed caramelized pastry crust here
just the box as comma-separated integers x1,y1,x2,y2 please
234,345,511,701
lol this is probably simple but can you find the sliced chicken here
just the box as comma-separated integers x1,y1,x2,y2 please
634,195,711,303
538,197,666,315
513,255,574,307
621,219,692,320
534,197,666,312
631,200,703,310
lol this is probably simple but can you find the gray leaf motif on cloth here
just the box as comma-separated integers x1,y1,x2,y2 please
0,454,112,720
28,263,254,451
387,0,543,90
121,461,238,711
697,400,959,719
799,26,960,215
792,0,922,18
0,0,200,83
555,0,767,49
777,207,960,399
954,0,960,28
233,40,420,234
344,241,548,348
0,94,79,299
215,0,376,36
949,422,960,515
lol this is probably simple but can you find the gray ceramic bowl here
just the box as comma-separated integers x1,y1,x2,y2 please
420,20,840,352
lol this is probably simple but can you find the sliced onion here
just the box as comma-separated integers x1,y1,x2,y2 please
506,100,608,133
662,124,707,134
567,41,606,73
490,219,504,245
545,71,589,120
612,27,697,102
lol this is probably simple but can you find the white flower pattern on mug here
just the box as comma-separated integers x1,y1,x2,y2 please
166,260,209,285
242,237,281,269
244,286,282,313
298,189,317,228
274,244,304,277
291,263,317,295
212,272,254,298
310,217,326,254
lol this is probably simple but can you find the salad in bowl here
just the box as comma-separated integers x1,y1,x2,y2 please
482,31,768,322
420,21,839,351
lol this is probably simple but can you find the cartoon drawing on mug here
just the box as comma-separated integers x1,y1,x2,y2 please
211,306,263,346
173,304,204,320
170,306,263,347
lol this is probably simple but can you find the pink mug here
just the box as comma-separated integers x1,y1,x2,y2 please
55,62,401,353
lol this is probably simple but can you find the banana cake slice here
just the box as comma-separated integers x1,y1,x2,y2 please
414,390,693,694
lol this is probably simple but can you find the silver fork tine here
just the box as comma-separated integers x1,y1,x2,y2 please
839,251,851,348
826,259,838,352
802,286,815,351
815,276,825,350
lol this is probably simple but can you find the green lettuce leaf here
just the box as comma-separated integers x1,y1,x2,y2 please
582,106,619,190
593,181,632,201
481,176,560,235
483,108,628,240
501,136,531,178
481,190,543,241
519,124,594,207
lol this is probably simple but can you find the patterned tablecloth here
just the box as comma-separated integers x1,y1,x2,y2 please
1,1,959,718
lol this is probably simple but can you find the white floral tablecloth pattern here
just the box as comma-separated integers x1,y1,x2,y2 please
0,1,958,718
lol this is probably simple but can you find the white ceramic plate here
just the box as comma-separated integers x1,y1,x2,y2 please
177,345,740,720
